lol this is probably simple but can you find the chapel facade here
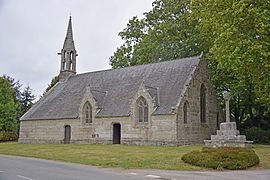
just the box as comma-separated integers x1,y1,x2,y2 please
18,17,223,146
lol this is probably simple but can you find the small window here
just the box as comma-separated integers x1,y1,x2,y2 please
136,97,149,123
83,101,92,123
183,101,189,124
200,84,206,123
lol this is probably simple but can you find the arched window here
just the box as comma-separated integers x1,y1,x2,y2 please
136,97,148,123
183,101,189,124
200,84,206,123
83,101,92,123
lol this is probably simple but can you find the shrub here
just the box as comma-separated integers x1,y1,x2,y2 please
0,131,18,142
181,147,260,170
245,127,270,144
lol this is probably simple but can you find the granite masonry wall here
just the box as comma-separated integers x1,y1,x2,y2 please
19,114,178,145
176,60,222,144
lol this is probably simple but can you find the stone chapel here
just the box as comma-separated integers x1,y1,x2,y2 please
19,17,223,145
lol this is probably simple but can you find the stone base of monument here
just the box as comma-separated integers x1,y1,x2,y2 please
204,122,253,148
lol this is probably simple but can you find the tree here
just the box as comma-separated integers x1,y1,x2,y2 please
20,85,35,116
191,0,270,128
0,77,18,132
110,0,206,68
2,75,22,103
43,75,59,96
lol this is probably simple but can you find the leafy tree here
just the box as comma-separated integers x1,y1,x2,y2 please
2,75,22,103
191,0,270,128
110,0,206,68
2,75,22,132
1,75,36,130
43,75,59,95
20,85,35,116
0,77,18,131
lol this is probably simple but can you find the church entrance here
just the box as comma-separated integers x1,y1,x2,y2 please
64,125,71,144
113,123,121,144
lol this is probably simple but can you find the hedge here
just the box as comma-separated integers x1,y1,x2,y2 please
0,131,18,142
181,147,260,170
245,127,270,144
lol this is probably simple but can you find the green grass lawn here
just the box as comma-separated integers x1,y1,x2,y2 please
0,142,269,170
252,144,270,169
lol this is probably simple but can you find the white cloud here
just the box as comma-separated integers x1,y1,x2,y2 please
0,0,153,97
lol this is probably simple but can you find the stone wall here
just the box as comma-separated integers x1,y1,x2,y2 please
19,114,178,145
176,60,222,143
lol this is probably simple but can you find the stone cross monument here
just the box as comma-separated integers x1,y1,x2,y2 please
204,91,252,148
224,91,230,122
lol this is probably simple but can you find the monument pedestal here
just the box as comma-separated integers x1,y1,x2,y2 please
204,122,253,148
205,91,252,148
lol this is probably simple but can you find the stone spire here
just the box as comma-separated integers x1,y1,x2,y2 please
58,16,78,81
63,16,75,50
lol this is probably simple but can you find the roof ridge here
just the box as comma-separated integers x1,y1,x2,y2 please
75,55,201,77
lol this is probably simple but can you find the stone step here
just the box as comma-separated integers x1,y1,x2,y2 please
204,139,253,148
211,135,246,141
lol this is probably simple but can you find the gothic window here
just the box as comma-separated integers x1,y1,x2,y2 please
200,84,206,123
83,101,92,123
136,97,149,123
183,101,189,124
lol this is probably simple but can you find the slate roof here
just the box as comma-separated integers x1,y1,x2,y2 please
21,56,201,120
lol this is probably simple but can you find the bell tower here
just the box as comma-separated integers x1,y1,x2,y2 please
58,16,78,81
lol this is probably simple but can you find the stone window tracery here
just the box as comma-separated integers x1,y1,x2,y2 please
83,101,92,123
136,97,148,123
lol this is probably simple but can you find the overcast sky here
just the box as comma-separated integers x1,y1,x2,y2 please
0,0,153,97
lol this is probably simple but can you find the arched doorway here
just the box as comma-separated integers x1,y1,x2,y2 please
64,125,71,144
113,123,121,144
